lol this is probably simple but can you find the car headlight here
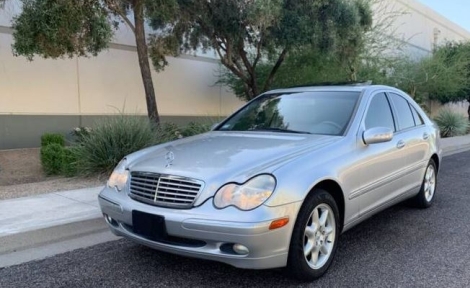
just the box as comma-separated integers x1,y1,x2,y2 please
213,175,276,210
107,159,129,191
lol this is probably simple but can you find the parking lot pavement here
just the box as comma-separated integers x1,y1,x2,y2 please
1,151,469,288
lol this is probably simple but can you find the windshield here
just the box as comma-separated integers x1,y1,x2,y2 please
217,91,360,136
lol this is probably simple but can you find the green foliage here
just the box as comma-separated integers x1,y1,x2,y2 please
180,122,211,137
360,42,470,110
61,147,78,177
427,42,470,104
40,143,65,175
68,115,218,175
150,0,373,100
218,46,366,101
41,133,65,147
434,108,470,138
73,115,162,176
12,0,113,60
156,122,181,139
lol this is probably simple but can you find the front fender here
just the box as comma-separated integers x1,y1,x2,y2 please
265,168,344,207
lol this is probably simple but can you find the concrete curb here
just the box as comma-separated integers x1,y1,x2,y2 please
441,135,470,156
0,218,119,268
443,143,470,157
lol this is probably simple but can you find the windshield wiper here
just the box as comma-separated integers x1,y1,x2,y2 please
250,127,311,134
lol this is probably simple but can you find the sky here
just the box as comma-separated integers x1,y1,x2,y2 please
418,0,470,32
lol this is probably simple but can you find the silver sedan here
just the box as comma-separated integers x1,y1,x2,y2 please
99,84,441,281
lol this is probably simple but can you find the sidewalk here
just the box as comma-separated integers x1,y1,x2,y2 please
0,186,103,237
1,134,470,240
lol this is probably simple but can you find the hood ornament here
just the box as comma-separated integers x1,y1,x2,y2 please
165,151,175,167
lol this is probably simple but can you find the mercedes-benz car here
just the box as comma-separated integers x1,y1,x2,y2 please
98,84,441,281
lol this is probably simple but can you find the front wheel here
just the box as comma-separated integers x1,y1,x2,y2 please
287,189,340,281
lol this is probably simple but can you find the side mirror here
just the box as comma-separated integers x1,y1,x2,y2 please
363,127,393,145
211,123,220,130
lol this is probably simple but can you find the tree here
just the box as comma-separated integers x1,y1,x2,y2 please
11,0,178,123
375,42,470,113
218,47,355,100
150,0,373,101
427,42,470,119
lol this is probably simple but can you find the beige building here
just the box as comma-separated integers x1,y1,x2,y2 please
0,0,469,149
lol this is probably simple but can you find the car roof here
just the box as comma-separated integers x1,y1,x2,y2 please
266,84,396,95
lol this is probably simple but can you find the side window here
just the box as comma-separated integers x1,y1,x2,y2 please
410,105,424,126
389,93,415,130
365,93,395,131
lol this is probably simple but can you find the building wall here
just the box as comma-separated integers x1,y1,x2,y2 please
0,0,469,149
0,1,244,149
380,0,470,53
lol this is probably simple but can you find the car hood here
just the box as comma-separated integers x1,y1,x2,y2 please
127,131,340,204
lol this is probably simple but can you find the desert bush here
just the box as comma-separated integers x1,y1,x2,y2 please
71,115,221,175
181,121,211,137
40,143,65,175
156,122,182,141
73,115,161,175
41,133,65,147
70,126,93,143
434,108,470,138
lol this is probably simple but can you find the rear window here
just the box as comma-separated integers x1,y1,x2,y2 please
389,93,415,130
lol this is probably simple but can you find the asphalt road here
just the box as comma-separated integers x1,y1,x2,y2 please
1,151,470,288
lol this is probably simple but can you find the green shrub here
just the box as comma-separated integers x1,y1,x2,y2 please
181,121,211,137
156,122,182,140
73,115,163,176
41,133,65,147
40,143,65,175
434,108,470,138
62,147,78,177
71,115,221,176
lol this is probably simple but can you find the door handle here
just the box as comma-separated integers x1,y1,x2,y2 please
396,140,405,149
423,133,429,140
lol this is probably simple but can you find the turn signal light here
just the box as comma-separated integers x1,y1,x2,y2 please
269,217,289,230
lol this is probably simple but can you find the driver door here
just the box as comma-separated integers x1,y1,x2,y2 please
354,92,404,216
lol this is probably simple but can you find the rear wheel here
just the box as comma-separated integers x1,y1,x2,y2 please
287,189,340,281
411,159,437,208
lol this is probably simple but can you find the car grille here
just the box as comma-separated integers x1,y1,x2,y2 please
129,172,204,209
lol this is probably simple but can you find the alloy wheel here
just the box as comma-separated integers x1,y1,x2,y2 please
303,203,336,270
424,165,436,202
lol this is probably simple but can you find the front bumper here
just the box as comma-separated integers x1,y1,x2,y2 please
98,186,302,269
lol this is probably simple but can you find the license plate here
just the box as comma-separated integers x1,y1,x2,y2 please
132,211,166,240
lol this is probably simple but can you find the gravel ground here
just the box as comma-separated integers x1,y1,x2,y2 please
0,151,469,287
0,177,105,200
0,148,105,200
0,148,43,185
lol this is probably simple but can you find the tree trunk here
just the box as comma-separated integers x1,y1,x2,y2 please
133,0,160,123
263,49,288,92
246,76,259,101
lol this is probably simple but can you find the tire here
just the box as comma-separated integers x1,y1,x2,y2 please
411,159,438,209
287,189,340,281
